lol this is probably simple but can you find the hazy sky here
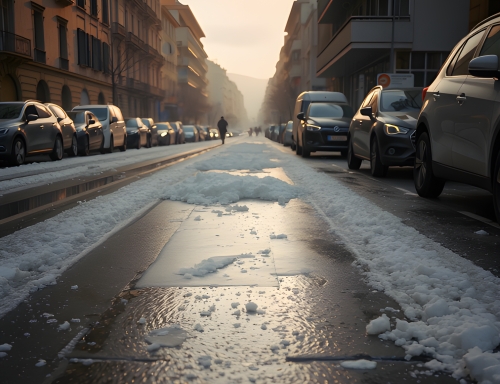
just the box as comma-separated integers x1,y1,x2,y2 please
182,0,296,80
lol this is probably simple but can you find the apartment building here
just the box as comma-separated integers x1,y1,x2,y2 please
316,0,471,109
162,0,208,124
0,0,112,108
111,0,165,119
206,60,248,130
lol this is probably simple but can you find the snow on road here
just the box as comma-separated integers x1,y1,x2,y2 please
0,136,499,382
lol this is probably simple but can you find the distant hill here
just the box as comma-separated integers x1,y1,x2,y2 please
227,73,268,125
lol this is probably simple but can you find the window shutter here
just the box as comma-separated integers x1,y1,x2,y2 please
103,42,110,74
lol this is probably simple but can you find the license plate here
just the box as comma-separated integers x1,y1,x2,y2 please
327,135,347,141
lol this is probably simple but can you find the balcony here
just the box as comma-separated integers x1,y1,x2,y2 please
112,22,126,39
317,16,412,78
0,31,31,58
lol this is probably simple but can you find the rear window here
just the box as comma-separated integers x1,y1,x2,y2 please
308,103,354,118
380,90,422,112
0,103,23,119
183,126,195,133
67,112,86,124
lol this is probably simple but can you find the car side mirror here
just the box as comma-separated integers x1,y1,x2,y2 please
111,116,118,123
360,106,376,121
469,55,500,78
27,114,38,122
89,119,95,125
297,112,305,120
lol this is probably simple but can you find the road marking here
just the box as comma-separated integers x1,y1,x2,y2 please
394,187,418,196
458,211,500,230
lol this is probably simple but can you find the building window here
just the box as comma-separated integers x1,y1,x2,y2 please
58,17,68,70
76,0,84,8
77,28,91,67
101,0,109,24
396,51,448,86
90,0,97,17
91,36,102,70
102,42,110,74
31,2,45,63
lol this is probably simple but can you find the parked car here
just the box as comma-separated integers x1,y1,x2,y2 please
141,118,158,147
265,125,274,139
183,125,199,142
0,101,67,165
296,100,354,158
270,124,282,142
45,103,78,157
413,14,500,221
170,121,185,144
197,125,207,141
209,128,219,139
156,122,176,146
283,121,294,147
293,91,349,151
347,86,423,176
125,117,150,149
72,104,126,153
66,111,104,156
200,126,213,140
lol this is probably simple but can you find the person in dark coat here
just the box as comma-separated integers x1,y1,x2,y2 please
217,116,228,144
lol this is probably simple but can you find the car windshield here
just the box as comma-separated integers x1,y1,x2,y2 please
125,119,139,127
75,107,108,121
308,103,354,118
380,90,423,112
67,112,86,124
183,126,195,133
156,123,170,130
0,103,23,119
141,119,151,128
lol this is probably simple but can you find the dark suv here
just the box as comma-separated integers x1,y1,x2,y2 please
414,13,500,221
0,101,65,166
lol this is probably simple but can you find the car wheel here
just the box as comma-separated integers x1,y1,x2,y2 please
295,137,302,156
493,151,500,223
49,135,63,161
119,135,127,152
147,135,152,148
301,133,310,158
347,135,362,170
10,137,26,166
136,137,141,149
413,132,445,197
80,136,90,156
67,135,78,157
107,136,114,154
370,136,388,177
340,149,348,157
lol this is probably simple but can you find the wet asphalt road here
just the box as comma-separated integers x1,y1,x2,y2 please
1,137,497,383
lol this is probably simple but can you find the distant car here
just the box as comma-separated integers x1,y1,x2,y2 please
283,121,294,147
141,118,158,147
72,105,126,153
209,128,219,139
156,122,176,146
45,103,78,157
183,125,199,142
413,15,500,222
170,121,185,144
125,118,150,149
296,101,354,158
347,86,422,177
200,126,213,140
66,111,104,156
0,101,67,166
197,125,207,141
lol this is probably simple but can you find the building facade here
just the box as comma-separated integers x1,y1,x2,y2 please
0,0,112,109
163,0,208,124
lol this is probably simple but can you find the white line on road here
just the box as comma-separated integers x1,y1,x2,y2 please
458,211,500,230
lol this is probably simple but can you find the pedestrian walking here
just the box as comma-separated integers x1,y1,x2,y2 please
217,116,228,144
248,127,253,136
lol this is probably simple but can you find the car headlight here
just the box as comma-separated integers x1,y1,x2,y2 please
306,124,321,131
384,124,409,135
0,128,10,135
160,132,167,137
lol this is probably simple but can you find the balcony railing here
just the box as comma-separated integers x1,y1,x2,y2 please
0,31,31,58
112,22,126,38
34,48,46,63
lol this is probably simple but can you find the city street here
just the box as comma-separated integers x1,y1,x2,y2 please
0,136,499,383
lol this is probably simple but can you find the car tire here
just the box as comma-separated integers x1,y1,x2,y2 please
340,149,348,157
67,135,78,157
49,135,63,161
10,137,26,166
493,151,500,223
107,136,114,154
347,135,362,170
413,132,445,197
295,137,302,156
370,136,388,177
301,134,310,158
136,137,141,149
80,136,90,156
119,136,127,152
147,135,152,148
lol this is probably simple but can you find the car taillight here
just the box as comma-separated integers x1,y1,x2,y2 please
422,87,429,102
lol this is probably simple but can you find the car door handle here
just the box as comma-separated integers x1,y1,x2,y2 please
456,94,466,102
433,92,440,98
40,125,44,128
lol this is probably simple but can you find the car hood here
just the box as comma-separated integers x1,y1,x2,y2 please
307,117,352,127
379,111,419,129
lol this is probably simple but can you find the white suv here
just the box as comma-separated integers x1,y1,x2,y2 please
72,105,126,153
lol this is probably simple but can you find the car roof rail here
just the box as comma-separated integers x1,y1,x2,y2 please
471,12,500,31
